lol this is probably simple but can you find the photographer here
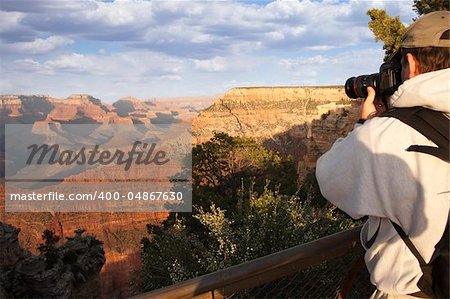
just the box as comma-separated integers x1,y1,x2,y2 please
316,11,449,299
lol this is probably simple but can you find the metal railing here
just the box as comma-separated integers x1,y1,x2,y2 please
130,226,374,299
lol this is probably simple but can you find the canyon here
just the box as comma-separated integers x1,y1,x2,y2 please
1,87,361,297
193,86,361,176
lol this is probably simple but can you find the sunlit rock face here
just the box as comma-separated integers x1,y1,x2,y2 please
192,86,361,176
192,86,348,141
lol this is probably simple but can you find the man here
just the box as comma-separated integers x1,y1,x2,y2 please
316,11,449,298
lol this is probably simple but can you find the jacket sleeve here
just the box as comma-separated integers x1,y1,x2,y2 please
315,122,386,219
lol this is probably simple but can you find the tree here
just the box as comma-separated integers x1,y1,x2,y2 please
191,132,298,212
37,230,61,268
140,187,356,292
139,134,354,292
367,9,406,60
413,0,449,16
367,0,449,60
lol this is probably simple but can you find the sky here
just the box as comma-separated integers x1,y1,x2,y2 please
0,0,416,102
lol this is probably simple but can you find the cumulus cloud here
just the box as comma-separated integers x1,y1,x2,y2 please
1,36,73,54
193,56,228,72
0,0,417,98
0,0,416,58
21,51,188,78
0,0,97,14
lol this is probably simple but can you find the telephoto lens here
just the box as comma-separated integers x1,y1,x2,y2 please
344,73,379,99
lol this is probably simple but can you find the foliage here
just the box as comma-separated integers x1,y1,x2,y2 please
141,188,355,291
367,0,448,60
298,170,328,208
191,132,298,212
37,229,61,268
367,9,407,60
140,133,357,292
413,0,449,16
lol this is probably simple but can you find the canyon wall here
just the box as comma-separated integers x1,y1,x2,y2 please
192,86,361,176
0,94,208,298
192,86,347,141
0,94,214,125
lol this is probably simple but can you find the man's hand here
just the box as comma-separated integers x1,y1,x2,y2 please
360,86,377,120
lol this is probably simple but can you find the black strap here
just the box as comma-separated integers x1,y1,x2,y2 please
390,220,427,266
365,219,381,249
368,219,428,266
357,119,366,124
390,220,447,298
380,107,450,162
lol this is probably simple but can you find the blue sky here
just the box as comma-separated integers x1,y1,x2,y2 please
0,0,416,102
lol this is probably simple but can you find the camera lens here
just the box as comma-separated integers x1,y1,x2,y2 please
345,77,357,99
344,73,378,99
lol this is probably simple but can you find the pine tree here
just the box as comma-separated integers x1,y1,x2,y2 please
367,0,449,60
367,9,406,60
413,0,449,16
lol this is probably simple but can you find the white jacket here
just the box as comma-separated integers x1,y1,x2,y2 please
316,68,450,294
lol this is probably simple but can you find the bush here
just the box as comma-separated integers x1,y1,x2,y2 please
140,132,356,292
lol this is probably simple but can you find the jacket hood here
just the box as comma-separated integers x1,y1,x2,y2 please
389,68,450,114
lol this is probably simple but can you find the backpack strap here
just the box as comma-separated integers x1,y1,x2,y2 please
390,220,427,266
379,107,450,162
364,218,381,249
389,220,446,298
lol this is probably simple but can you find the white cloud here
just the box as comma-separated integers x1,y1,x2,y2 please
1,0,416,58
281,55,332,69
280,48,384,72
1,36,73,54
0,0,417,98
40,51,188,77
193,56,227,72
0,10,22,32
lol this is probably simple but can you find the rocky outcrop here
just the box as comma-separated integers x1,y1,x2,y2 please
0,223,27,270
0,223,105,299
0,94,114,124
192,86,349,142
0,94,214,126
112,96,214,124
0,93,195,297
113,96,155,117
0,199,167,298
192,86,362,177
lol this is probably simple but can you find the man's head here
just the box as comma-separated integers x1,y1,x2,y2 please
398,11,450,81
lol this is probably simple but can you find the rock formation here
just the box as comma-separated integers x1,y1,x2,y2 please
0,223,27,270
111,96,214,124
192,86,349,142
0,223,105,299
192,86,361,176
0,94,214,126
0,93,199,297
0,196,167,298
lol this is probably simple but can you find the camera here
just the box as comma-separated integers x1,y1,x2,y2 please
345,60,402,99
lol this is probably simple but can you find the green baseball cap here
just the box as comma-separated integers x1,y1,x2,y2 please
387,11,450,62
401,11,450,48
